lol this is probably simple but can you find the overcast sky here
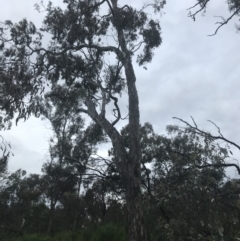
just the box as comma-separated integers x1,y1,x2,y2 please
1,0,239,177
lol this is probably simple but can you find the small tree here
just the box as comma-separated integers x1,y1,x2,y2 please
39,84,106,234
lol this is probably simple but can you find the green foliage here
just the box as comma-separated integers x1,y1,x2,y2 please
10,232,84,241
1,123,240,241
11,234,51,241
0,0,164,124
90,224,127,241
8,227,126,241
53,231,84,241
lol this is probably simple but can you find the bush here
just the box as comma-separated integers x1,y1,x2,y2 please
53,231,83,241
10,232,84,241
10,234,51,241
90,224,127,241
10,224,126,241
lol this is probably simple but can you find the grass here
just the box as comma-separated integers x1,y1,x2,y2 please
8,224,127,241
9,232,84,241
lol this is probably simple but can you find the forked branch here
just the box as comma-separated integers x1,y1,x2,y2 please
173,116,240,151
187,1,240,36
194,163,240,174
111,94,121,126
208,8,240,36
187,0,210,21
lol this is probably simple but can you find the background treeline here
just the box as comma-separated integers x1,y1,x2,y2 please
0,110,240,241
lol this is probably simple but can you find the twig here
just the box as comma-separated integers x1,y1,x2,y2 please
187,0,210,21
173,117,240,151
208,8,240,36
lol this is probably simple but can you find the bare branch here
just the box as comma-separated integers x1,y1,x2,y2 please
173,116,240,153
170,149,240,175
107,0,115,16
120,4,131,11
191,116,198,128
95,78,107,117
187,0,210,21
111,94,121,126
187,1,240,36
29,44,124,63
141,162,152,197
131,41,144,53
75,108,88,114
194,163,240,174
92,154,112,165
95,0,108,8
207,120,223,137
100,90,106,117
208,8,240,36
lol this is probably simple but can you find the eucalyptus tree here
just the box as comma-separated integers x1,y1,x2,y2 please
133,124,240,240
41,161,78,235
0,169,48,234
111,122,240,239
40,84,105,186
0,135,12,180
0,169,27,232
0,1,166,240
39,84,106,234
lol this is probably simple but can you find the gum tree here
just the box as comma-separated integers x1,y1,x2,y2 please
0,1,165,240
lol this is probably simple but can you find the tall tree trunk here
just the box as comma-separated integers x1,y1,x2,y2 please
123,56,147,241
122,51,147,241
86,100,147,241
72,174,83,230
101,192,106,222
47,201,55,237
111,1,147,241
47,216,53,237
73,212,78,231
86,1,148,240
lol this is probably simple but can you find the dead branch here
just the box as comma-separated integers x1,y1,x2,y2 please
187,0,210,21
169,149,240,175
208,8,240,36
194,163,240,174
173,116,240,151
111,94,121,126
187,1,240,36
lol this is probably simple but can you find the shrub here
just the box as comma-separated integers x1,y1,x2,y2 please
90,224,127,241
